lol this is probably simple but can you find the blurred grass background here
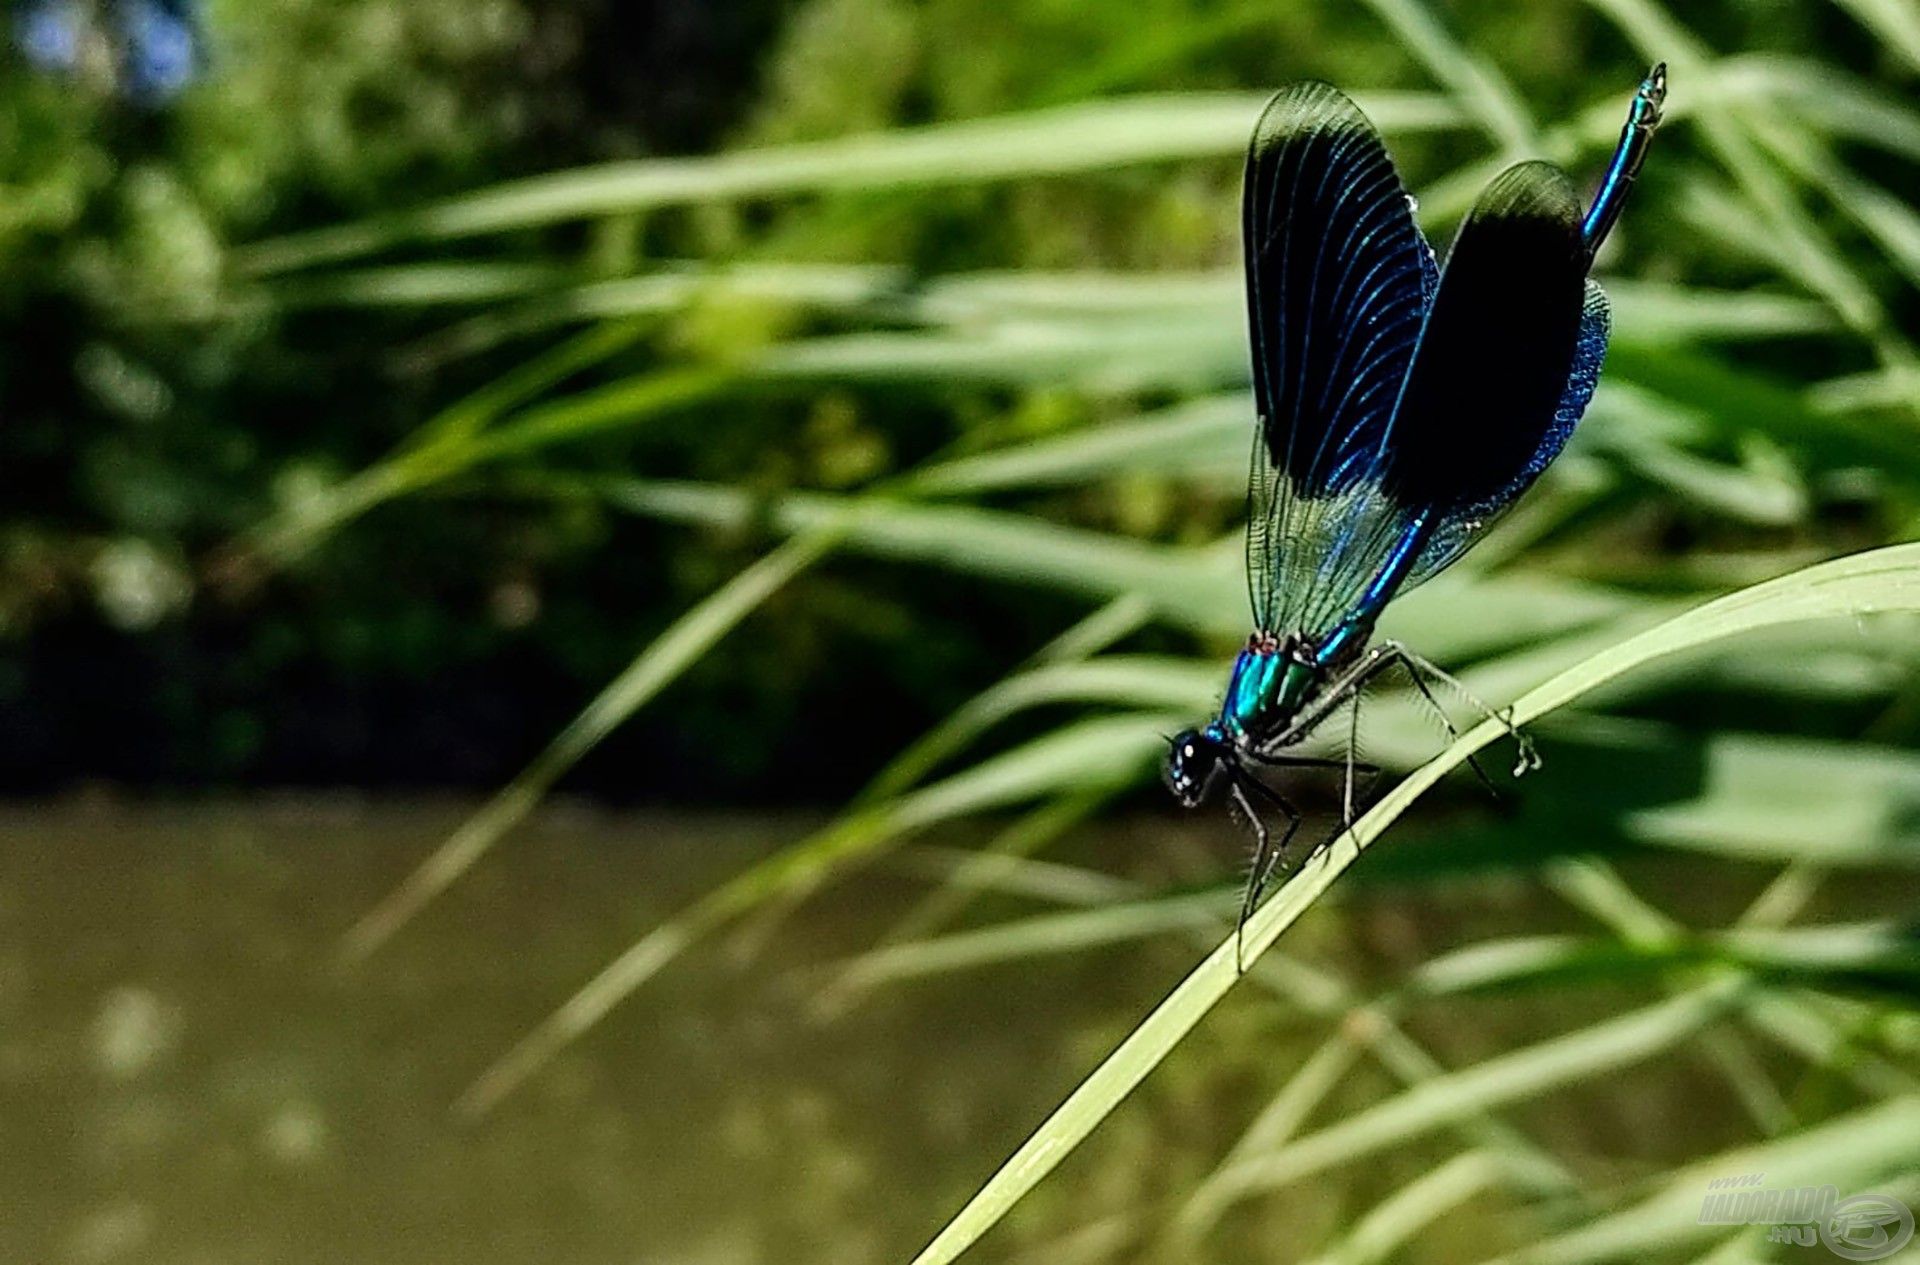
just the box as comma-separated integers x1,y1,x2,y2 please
4,0,1920,1263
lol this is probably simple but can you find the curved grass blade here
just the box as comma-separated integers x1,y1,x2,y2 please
1602,279,1834,343
236,344,717,571
906,540,1920,1265
828,890,1237,994
756,311,1243,390
1484,1094,1920,1265
1181,981,1745,1227
237,93,1465,274
268,261,572,310
856,656,1217,804
826,907,1920,1002
1829,0,1920,73
854,787,1124,964
338,530,838,963
883,846,1137,909
455,712,1177,1116
838,598,1156,953
1029,594,1155,666
1302,1149,1510,1265
579,475,1239,632
903,394,1248,497
400,263,908,365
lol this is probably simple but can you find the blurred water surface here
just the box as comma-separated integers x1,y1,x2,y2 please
0,801,1174,1264
0,801,1911,1264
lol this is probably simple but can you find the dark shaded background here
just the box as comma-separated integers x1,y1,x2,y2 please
0,0,1905,798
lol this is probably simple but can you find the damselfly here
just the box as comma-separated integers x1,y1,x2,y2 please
1165,65,1667,956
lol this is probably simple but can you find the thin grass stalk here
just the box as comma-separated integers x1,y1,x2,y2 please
906,542,1920,1264
338,530,839,962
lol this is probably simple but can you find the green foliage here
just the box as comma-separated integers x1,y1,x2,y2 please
0,0,557,774
218,0,1920,1257
17,0,1920,1259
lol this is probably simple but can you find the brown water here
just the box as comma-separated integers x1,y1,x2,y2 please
0,799,1904,1265
0,800,1215,1265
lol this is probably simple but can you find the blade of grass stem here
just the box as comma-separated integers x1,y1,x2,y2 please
1303,1149,1509,1265
338,530,838,962
1484,1095,1920,1264
1182,981,1743,1226
237,92,1465,273
906,541,1920,1264
456,713,1177,1116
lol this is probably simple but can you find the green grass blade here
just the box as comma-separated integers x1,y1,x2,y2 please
855,656,1216,803
906,541,1920,1265
1185,983,1743,1225
1485,1095,1920,1264
827,891,1235,992
1602,279,1836,343
391,269,1833,367
1358,0,1535,151
581,476,1237,630
862,790,1127,955
403,318,662,452
234,321,683,568
1626,733,1920,866
1303,1150,1509,1265
268,261,571,309
456,712,1176,1116
337,531,837,962
1830,0,1920,73
1030,594,1155,665
1719,57,1920,161
236,92,1464,273
904,394,1248,496
755,313,1244,389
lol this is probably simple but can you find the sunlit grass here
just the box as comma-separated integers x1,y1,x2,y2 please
228,0,1920,1259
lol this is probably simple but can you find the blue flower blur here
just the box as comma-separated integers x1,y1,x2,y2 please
12,0,201,104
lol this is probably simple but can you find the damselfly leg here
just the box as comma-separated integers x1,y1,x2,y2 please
1376,641,1540,778
1227,770,1300,972
1228,714,1386,972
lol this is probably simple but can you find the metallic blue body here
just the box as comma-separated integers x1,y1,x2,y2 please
1217,505,1434,741
1218,649,1282,739
1217,647,1318,741
1580,64,1666,257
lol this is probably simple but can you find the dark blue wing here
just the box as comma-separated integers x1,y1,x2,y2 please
1379,161,1587,513
1324,159,1590,623
1403,279,1609,588
1241,83,1437,635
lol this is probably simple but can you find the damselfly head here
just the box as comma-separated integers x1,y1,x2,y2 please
1164,729,1227,808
